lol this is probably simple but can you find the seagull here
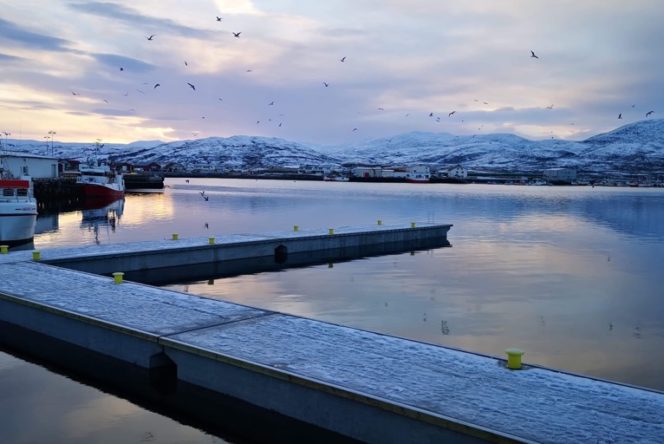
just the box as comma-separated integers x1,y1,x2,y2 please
448,110,456,117
278,122,282,127
323,81,329,87
646,110,654,117
153,83,160,89
119,67,124,71
136,89,145,94
546,104,554,110
352,127,358,131
147,34,155,41
218,97,223,101
256,120,260,124
203,195,209,201
103,99,109,103
429,112,434,117
530,50,539,59
340,56,346,62
204,222,209,229
377,107,384,111
71,91,79,96
233,32,241,38
216,16,222,22
187,82,196,90
268,101,275,105
435,117,441,122
618,113,622,119
184,61,188,66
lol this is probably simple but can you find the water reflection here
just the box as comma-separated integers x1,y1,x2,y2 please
81,197,124,245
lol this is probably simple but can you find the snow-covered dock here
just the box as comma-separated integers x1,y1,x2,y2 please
1,225,663,443
0,223,452,278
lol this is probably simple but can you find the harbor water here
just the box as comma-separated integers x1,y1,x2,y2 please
2,178,664,442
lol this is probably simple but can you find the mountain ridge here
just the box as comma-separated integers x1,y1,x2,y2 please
2,120,663,175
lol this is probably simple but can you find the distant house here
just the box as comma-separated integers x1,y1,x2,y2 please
405,165,431,183
446,165,468,179
163,162,186,173
543,168,576,184
142,162,162,172
0,151,59,179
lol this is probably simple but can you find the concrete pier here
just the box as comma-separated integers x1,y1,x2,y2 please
1,224,663,443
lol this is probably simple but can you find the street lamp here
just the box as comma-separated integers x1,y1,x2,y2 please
47,130,56,156
1,131,9,149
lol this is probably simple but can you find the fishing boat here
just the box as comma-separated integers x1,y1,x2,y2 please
0,176,38,246
77,160,125,199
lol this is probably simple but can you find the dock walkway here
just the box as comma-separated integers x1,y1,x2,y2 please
1,224,663,443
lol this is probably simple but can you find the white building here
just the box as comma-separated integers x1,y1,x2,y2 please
0,151,59,179
543,168,576,184
446,165,468,179
405,165,431,182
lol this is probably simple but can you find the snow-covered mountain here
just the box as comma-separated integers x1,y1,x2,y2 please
2,120,663,175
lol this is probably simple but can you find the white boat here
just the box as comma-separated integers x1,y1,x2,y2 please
77,160,125,199
0,176,38,245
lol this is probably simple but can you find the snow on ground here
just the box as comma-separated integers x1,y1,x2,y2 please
3,119,663,174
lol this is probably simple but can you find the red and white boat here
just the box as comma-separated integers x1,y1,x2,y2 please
0,176,38,245
77,161,125,199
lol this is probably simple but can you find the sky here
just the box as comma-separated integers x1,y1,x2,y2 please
0,0,663,147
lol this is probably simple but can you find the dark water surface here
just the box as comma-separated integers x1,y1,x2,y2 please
3,178,664,441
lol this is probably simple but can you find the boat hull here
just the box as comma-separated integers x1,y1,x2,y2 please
81,183,125,199
0,202,37,245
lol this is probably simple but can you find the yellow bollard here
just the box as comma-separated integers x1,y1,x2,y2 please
171,233,179,240
32,250,41,261
411,222,416,228
207,279,214,285
112,272,124,284
0,245,8,254
208,236,215,245
293,225,299,232
328,228,334,235
377,219,382,226
505,348,525,370
328,262,334,268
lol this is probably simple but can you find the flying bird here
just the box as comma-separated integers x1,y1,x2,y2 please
146,34,155,41
103,99,109,103
377,107,384,111
268,101,275,105
448,111,456,117
216,16,222,22
530,50,539,59
646,110,654,117
71,91,78,95
153,83,160,89
618,113,622,119
218,97,223,101
340,56,346,62
323,82,329,87
352,127,358,131
428,112,434,117
278,122,282,127
119,67,124,71
546,104,554,110
187,82,196,90
184,61,188,66
233,32,241,38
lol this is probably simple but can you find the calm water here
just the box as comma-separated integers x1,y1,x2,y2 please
3,178,664,441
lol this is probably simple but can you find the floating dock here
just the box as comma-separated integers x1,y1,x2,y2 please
1,223,663,443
